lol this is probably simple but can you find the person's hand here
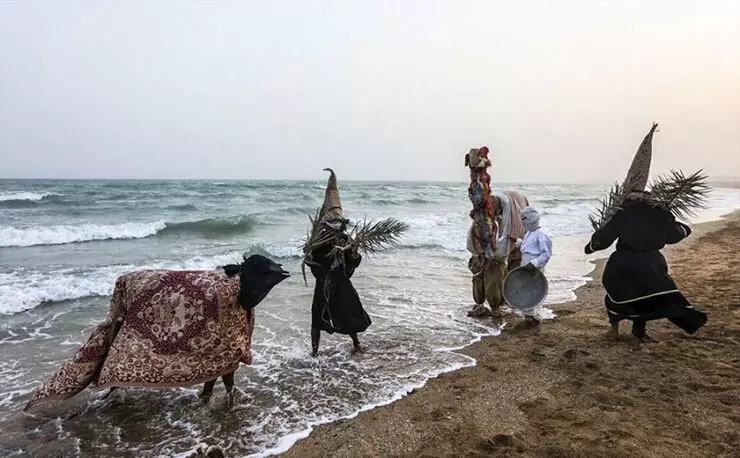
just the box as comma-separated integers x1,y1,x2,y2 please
524,262,538,272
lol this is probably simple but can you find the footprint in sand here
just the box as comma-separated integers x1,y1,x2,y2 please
562,348,591,360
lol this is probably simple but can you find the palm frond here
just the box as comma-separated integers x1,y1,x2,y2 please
350,217,409,254
588,181,627,231
300,207,334,285
648,169,710,220
300,212,408,285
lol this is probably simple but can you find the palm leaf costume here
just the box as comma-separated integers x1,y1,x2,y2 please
301,169,408,336
585,123,710,341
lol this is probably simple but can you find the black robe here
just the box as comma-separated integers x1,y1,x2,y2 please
308,239,371,335
585,199,707,334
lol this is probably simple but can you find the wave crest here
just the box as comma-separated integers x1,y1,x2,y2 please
0,215,257,247
159,216,255,237
0,192,61,202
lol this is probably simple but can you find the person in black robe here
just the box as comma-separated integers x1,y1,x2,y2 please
306,222,371,356
304,168,373,357
585,192,707,350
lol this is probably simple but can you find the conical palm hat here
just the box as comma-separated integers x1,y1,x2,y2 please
321,168,343,221
623,123,658,193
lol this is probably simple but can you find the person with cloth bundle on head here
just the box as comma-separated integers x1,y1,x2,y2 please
464,146,529,318
510,206,552,326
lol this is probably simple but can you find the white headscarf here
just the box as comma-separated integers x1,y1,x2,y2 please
521,206,541,233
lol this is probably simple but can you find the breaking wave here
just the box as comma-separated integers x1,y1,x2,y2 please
158,216,256,237
0,216,257,247
0,244,297,315
0,192,65,208
0,222,166,247
0,192,61,202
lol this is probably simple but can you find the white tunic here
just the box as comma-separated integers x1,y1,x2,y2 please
516,229,552,269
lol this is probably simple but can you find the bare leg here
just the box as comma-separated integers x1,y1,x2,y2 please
222,372,235,393
311,327,320,357
606,321,619,341
350,333,364,354
200,379,216,403
630,320,647,351
223,372,237,409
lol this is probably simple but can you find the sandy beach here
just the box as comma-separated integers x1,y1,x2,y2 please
279,212,740,458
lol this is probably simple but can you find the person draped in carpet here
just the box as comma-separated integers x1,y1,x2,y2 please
586,123,709,350
302,168,407,357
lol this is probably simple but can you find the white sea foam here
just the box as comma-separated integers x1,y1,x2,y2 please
0,253,244,315
0,221,166,247
0,191,60,202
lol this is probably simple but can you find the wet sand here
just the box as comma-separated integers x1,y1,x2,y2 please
280,213,740,458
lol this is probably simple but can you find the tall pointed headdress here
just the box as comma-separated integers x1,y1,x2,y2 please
321,168,343,221
588,122,710,231
622,122,658,193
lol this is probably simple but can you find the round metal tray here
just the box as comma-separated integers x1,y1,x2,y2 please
503,266,549,311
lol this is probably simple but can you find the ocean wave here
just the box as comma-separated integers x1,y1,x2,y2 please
167,204,198,211
407,197,433,204
0,191,61,202
244,243,302,259
0,269,119,315
0,194,70,209
159,216,256,237
0,247,298,315
279,206,316,215
0,216,257,247
0,256,235,315
370,199,400,206
0,199,39,209
392,242,465,254
540,202,596,217
0,222,166,247
532,196,599,204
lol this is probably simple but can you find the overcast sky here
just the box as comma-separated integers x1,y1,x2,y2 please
1,1,738,183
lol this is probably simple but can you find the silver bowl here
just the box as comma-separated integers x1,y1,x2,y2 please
503,266,549,311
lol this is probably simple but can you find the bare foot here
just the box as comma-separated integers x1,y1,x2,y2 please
630,336,642,351
226,390,238,410
467,305,488,317
490,309,505,318
643,333,660,343
605,329,619,341
351,345,366,355
200,395,215,409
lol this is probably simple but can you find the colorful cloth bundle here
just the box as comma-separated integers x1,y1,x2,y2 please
465,146,498,258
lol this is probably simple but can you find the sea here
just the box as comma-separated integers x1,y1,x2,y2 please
1,179,739,457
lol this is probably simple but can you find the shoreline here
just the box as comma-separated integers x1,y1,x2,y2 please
277,212,740,458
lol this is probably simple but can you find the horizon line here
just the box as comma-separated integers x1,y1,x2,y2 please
1,176,738,185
